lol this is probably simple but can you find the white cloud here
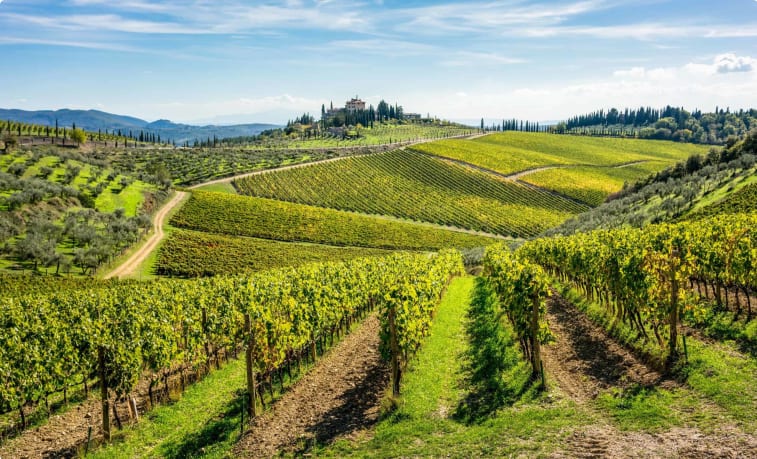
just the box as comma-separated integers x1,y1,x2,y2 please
407,54,757,122
684,53,756,75
713,53,755,73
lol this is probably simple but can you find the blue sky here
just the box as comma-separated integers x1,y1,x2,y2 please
1,0,756,124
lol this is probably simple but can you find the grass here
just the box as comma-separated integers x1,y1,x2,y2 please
88,358,247,459
95,178,155,216
683,338,757,428
318,277,586,457
192,182,237,194
552,281,757,432
687,171,757,214
99,191,189,280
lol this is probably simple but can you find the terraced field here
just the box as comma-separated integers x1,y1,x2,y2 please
233,150,588,237
170,191,500,251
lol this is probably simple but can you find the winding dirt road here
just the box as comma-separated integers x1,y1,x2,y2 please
103,191,187,279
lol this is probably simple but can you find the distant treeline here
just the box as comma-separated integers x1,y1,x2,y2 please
555,106,757,144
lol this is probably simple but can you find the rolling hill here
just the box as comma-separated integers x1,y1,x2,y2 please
0,108,279,144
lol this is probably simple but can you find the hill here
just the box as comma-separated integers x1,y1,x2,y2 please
548,129,757,235
0,146,168,274
0,108,279,144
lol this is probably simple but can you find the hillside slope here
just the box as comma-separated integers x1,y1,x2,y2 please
548,130,757,235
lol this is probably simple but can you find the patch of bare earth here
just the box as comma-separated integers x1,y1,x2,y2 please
544,293,757,459
234,313,389,458
0,357,224,458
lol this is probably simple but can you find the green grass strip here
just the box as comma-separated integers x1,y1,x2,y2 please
90,359,246,459
320,277,584,457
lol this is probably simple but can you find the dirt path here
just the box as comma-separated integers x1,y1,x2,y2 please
192,133,476,189
541,293,673,401
505,160,650,180
190,155,357,189
543,292,757,458
234,313,389,458
103,190,187,279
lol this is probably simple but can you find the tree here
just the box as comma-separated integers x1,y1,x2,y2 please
71,128,87,146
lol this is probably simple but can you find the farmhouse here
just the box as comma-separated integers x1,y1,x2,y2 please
345,97,366,113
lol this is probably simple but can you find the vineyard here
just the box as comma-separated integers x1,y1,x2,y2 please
0,251,463,455
234,150,588,237
3,122,757,458
683,181,757,220
412,131,706,176
169,191,499,251
520,162,667,206
520,212,757,365
156,229,394,277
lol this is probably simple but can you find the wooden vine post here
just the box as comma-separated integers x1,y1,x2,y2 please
531,293,543,383
98,346,110,442
244,313,257,418
388,304,401,397
668,249,680,365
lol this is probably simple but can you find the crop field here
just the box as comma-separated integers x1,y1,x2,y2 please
520,161,668,206
234,150,588,237
170,191,500,250
412,131,708,176
156,228,394,277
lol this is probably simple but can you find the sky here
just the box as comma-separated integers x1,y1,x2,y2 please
1,0,757,125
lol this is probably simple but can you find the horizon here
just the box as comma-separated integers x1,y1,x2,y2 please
1,1,757,125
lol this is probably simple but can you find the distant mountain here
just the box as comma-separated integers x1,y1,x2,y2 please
0,108,280,144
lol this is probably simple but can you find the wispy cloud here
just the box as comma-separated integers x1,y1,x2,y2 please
3,1,374,35
0,35,139,51
394,0,607,34
512,22,757,40
441,51,525,67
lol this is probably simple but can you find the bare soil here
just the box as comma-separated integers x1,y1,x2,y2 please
544,292,757,458
0,358,223,458
233,313,389,458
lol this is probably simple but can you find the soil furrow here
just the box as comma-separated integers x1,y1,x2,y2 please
234,313,388,458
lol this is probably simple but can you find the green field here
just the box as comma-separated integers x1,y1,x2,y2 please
1,150,155,217
233,150,588,237
156,228,394,277
171,191,499,251
520,162,667,206
412,132,707,176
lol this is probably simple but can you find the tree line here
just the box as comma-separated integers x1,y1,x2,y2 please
555,106,757,144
